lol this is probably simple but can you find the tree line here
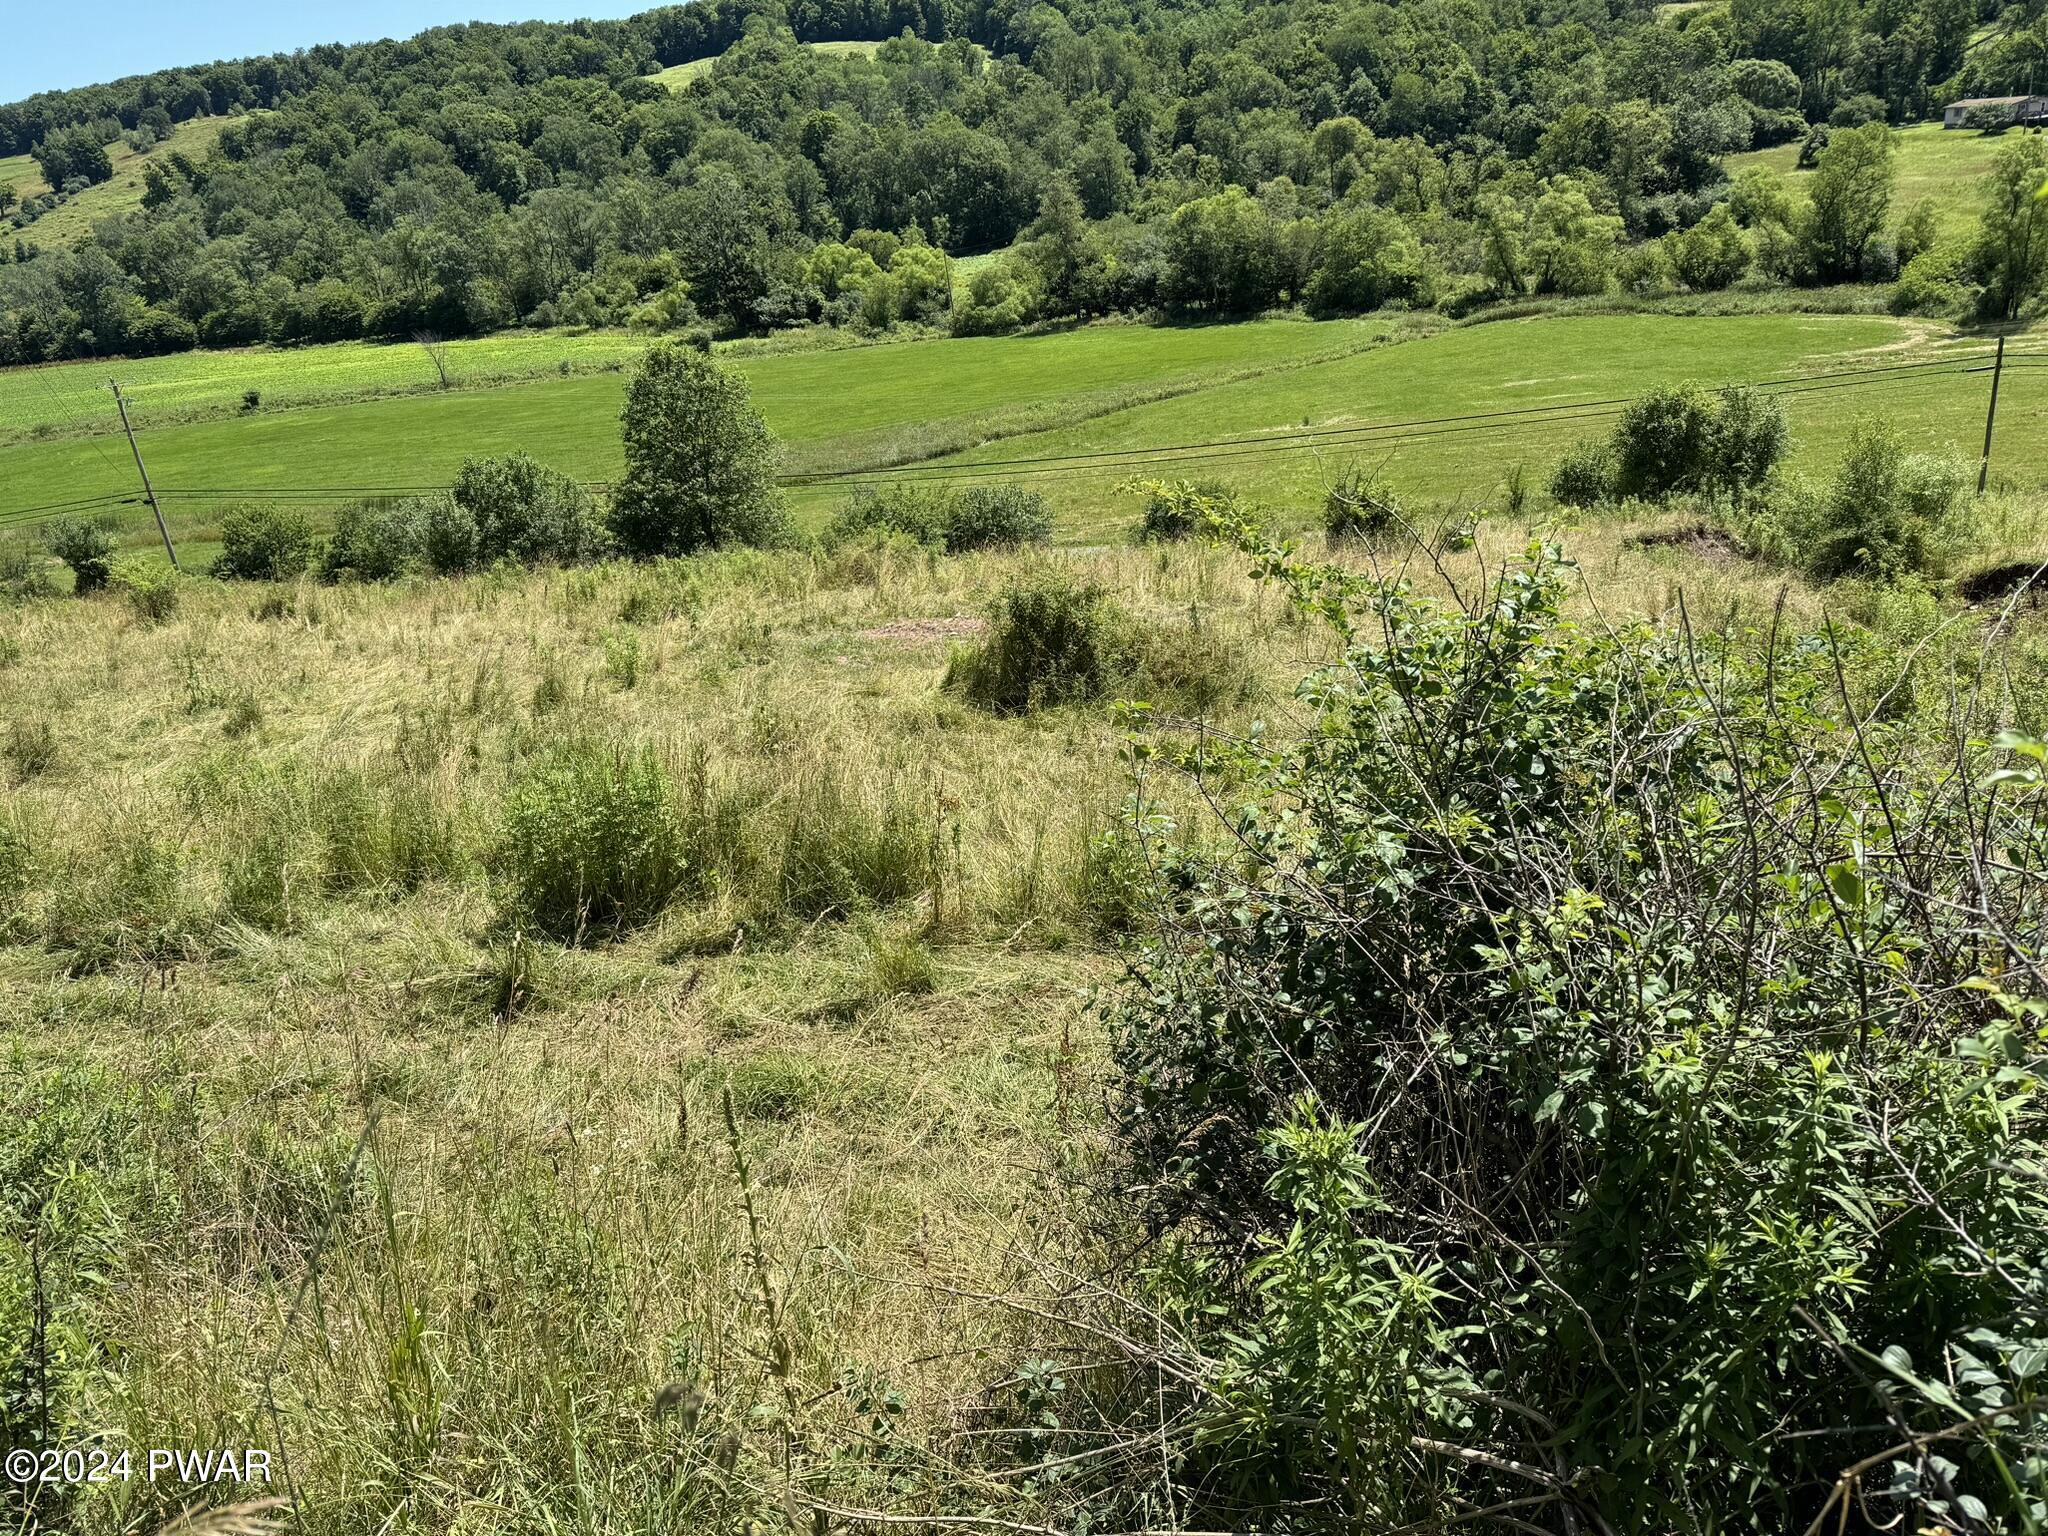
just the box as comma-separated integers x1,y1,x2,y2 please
0,0,2039,365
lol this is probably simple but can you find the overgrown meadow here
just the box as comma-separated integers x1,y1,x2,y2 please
4,366,2048,1533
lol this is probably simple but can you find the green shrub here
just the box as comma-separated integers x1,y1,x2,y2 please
827,485,949,548
420,496,481,575
827,483,1052,553
1891,241,1972,316
1136,479,1234,543
1598,384,1789,503
1800,418,1971,581
1667,204,1752,290
42,518,114,595
1322,467,1401,541
111,560,180,624
491,739,691,943
1101,529,2048,1533
321,498,431,581
946,568,1139,715
943,486,1053,551
453,454,607,568
210,503,316,582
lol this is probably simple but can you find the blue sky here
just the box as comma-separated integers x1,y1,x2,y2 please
3,1,648,103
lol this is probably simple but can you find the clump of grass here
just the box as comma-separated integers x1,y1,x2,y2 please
716,1050,825,1120
5,718,57,782
769,771,936,922
491,737,692,943
44,832,211,973
0,817,31,939
862,922,939,998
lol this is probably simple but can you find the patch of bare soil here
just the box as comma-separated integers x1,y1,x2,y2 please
860,616,987,643
1957,559,2048,607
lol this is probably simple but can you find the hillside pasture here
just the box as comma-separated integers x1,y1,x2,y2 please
653,37,886,90
1726,121,2012,242
3,116,230,249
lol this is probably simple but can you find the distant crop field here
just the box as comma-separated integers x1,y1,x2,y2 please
1726,122,2010,243
5,115,231,249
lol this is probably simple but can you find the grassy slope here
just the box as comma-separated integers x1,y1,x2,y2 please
652,38,884,89
1726,122,2004,243
0,317,1388,530
905,312,2017,518
3,116,230,249
5,502,2046,1531
2,310,2035,547
0,331,658,440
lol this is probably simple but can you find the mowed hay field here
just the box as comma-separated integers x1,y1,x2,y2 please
12,489,2045,1531
4,308,2035,552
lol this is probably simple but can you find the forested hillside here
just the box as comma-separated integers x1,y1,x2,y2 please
1,0,2041,364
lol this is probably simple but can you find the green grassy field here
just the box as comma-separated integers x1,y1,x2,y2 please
0,331,662,441
0,316,1404,537
6,309,2030,549
1726,122,2008,242
900,311,2030,519
2,116,230,249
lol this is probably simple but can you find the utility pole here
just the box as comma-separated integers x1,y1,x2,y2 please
110,380,178,568
1977,335,2007,497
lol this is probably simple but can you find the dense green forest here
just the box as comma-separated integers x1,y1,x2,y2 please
0,0,2039,361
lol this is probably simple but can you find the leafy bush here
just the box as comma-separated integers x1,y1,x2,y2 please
452,454,607,568
947,568,1138,715
828,483,1052,553
1891,242,1972,316
1578,384,1791,503
1098,529,2048,1534
321,498,431,582
210,503,316,582
1322,467,1401,540
420,496,481,575
611,343,789,556
111,560,180,624
1799,418,1971,581
828,485,949,548
942,486,1053,551
1667,205,1752,290
491,738,692,943
1136,479,1234,542
42,518,113,595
